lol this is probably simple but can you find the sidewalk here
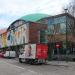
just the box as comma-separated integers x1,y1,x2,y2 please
14,57,75,66
47,61,75,67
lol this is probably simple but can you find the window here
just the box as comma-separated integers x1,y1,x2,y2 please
54,16,66,24
48,18,54,25
60,23,66,34
48,25,54,34
54,24,60,34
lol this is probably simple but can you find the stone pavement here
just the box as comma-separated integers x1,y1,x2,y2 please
47,61,75,67
14,57,75,67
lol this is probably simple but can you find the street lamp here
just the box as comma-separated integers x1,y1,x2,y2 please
64,8,68,13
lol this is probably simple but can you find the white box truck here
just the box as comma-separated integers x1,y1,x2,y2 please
19,43,48,64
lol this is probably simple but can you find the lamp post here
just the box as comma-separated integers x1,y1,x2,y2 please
64,8,68,13
64,8,68,62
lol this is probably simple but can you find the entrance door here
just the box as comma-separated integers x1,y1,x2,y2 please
48,42,64,61
47,42,55,60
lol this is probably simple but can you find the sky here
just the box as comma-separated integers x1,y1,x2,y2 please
0,0,71,29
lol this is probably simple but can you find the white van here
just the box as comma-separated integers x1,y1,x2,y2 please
4,51,16,58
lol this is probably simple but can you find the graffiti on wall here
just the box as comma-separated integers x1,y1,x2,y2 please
9,24,29,46
0,35,2,48
2,32,7,47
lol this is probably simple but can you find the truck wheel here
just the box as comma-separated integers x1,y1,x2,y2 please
29,59,33,65
34,59,38,65
19,58,22,63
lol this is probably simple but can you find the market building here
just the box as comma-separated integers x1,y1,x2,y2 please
0,28,7,51
5,13,49,56
0,13,75,61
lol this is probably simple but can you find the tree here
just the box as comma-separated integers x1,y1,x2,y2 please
65,0,75,17
69,0,75,16
63,0,75,17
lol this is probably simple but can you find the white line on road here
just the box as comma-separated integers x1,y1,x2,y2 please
28,69,38,74
28,70,43,75
2,61,25,70
0,60,43,75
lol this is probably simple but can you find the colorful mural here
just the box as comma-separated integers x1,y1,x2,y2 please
9,24,29,46
0,24,29,48
6,31,11,47
2,32,7,47
0,35,2,48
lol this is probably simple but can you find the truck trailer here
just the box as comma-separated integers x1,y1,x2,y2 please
19,43,48,64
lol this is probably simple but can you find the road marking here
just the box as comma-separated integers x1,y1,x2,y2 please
28,69,38,74
1,60,43,75
28,70,43,75
1,61,25,70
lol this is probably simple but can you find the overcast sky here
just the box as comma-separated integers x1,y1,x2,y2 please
0,0,71,29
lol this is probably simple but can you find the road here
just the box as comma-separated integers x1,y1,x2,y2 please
0,58,75,75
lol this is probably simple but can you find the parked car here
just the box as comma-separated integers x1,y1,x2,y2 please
4,51,16,58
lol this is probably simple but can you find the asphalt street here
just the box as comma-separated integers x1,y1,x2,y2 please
0,58,75,75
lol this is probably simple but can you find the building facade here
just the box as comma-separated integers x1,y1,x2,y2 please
0,13,48,56
41,13,75,60
0,13,75,60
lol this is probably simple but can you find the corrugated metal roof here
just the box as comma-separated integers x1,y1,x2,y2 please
0,28,7,34
20,13,49,22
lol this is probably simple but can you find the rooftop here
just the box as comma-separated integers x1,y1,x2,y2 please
20,13,49,22
45,13,75,19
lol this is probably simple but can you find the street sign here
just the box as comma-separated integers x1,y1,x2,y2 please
56,44,60,48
